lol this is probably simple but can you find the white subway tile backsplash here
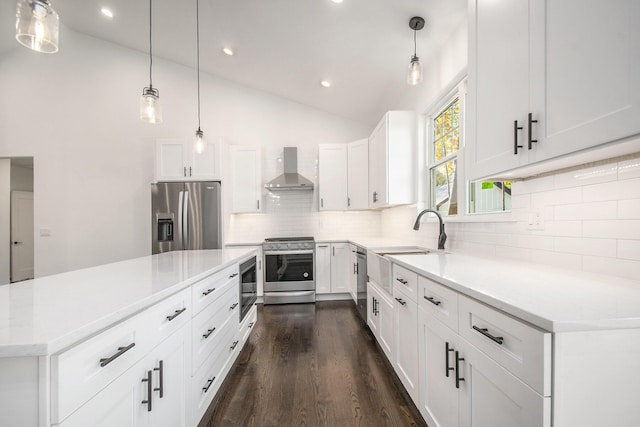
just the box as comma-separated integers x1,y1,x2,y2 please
554,201,617,221
554,237,617,257
542,221,583,238
618,199,640,219
583,178,640,202
582,256,640,281
531,250,582,270
583,220,640,240
518,175,555,194
553,164,617,189
618,158,640,180
531,187,582,207
511,194,531,210
618,240,640,261
494,245,531,263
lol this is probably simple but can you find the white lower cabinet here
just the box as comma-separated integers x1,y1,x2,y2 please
316,242,350,295
393,286,419,403
367,281,394,362
349,245,358,302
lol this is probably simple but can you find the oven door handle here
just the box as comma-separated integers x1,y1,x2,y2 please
264,250,315,256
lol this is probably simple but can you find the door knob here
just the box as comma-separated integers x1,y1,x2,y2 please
13,241,23,245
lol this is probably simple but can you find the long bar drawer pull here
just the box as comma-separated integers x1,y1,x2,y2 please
230,302,239,310
424,296,441,306
99,342,136,367
202,287,216,296
445,342,454,377
203,376,216,393
141,370,153,411
248,322,255,328
166,307,187,321
203,327,216,339
396,278,408,285
472,325,504,345
455,351,465,389
229,272,239,278
230,340,239,350
394,297,407,306
153,360,164,398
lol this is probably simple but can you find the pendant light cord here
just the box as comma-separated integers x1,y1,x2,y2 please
196,0,201,130
149,0,153,87
413,27,417,57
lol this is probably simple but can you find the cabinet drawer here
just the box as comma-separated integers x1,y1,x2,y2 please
418,276,458,332
392,264,418,302
51,312,147,423
458,295,551,396
191,327,239,424
240,304,258,347
191,263,239,315
191,284,239,373
146,288,191,347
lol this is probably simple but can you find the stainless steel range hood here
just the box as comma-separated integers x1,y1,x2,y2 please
265,147,314,191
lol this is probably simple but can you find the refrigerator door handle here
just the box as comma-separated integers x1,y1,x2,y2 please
183,190,189,248
178,191,184,248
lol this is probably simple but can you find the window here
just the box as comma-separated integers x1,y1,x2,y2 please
429,98,459,215
425,80,511,217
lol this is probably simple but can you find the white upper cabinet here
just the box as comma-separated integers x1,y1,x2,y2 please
155,139,220,182
230,146,262,213
368,111,416,209
318,144,348,211
467,0,640,180
347,139,369,210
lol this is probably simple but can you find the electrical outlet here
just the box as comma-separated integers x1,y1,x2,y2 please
527,209,544,231
39,228,52,237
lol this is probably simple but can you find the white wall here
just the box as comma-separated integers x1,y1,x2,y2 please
0,26,369,277
0,159,9,284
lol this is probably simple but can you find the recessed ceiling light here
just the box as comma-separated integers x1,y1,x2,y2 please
320,80,332,88
101,8,114,18
222,47,234,56
331,0,344,3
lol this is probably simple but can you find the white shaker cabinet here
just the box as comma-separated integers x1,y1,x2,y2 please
155,139,221,182
315,242,350,294
393,286,419,403
347,139,369,210
368,111,416,208
318,144,348,211
467,0,640,180
367,280,394,362
348,244,358,302
230,146,262,213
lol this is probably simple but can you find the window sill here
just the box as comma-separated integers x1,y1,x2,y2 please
418,211,516,223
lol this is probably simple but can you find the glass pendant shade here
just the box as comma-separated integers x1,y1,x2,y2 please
407,55,423,85
140,87,162,124
193,129,206,154
15,0,59,54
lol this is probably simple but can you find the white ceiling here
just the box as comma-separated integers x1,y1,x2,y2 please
2,0,467,126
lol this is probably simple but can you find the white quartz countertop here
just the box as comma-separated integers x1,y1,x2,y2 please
388,252,640,333
0,249,256,358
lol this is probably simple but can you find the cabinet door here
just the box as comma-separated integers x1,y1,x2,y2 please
230,146,262,213
318,144,348,211
367,283,379,336
190,141,220,180
315,244,332,294
418,308,459,427
347,139,369,210
58,362,146,427
368,118,387,208
330,243,350,293
466,0,531,180
349,245,358,302
156,140,187,182
393,289,419,402
147,327,189,427
529,0,640,163
458,340,550,427
377,291,394,363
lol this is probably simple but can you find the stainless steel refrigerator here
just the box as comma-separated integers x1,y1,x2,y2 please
151,182,222,254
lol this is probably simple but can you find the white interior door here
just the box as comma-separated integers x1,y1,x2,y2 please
11,191,34,282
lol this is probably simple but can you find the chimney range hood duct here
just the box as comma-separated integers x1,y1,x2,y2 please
265,147,314,191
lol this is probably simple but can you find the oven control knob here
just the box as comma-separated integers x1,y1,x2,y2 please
303,272,309,278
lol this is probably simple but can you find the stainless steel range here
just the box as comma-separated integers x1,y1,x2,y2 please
263,237,315,304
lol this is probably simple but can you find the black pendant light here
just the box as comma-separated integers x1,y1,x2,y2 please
407,16,425,85
193,0,206,154
140,0,162,124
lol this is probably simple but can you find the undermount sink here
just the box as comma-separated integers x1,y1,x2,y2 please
373,247,430,256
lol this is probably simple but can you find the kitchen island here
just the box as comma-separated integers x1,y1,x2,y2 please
0,248,257,427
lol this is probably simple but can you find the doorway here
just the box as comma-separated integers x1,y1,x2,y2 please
0,157,34,284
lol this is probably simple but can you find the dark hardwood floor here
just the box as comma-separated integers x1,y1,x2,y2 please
199,300,427,427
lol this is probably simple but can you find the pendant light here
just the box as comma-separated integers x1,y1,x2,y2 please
140,0,162,124
407,16,425,86
193,0,206,154
15,0,59,54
